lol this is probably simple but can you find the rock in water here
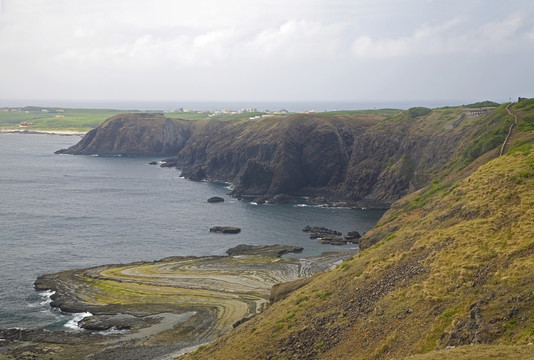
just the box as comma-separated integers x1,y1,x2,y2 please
210,226,241,234
207,196,225,203
318,237,348,245
268,194,294,204
226,244,303,257
345,231,361,241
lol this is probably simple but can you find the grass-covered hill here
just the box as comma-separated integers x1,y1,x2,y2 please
182,100,534,359
0,107,127,132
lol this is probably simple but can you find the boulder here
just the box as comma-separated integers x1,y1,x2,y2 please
148,161,158,165
345,231,361,241
207,196,225,203
254,197,266,205
210,226,241,234
160,159,177,168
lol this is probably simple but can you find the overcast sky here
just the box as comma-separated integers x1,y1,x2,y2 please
0,0,533,106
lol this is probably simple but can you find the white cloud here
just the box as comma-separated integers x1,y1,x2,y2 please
351,14,525,59
0,0,533,102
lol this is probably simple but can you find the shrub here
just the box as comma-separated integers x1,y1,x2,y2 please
518,114,534,132
408,107,432,118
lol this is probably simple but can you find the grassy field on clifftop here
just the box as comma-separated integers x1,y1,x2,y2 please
184,104,534,359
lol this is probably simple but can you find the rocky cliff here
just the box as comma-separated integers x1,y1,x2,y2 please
56,113,193,156
57,105,511,207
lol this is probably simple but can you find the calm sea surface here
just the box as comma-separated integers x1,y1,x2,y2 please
0,133,384,330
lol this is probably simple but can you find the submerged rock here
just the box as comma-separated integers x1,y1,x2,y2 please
210,226,241,234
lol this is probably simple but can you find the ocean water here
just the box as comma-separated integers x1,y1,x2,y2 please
0,133,384,330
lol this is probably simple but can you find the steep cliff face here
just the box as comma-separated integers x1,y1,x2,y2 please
174,109,492,207
176,114,372,197
56,113,193,156
57,106,510,207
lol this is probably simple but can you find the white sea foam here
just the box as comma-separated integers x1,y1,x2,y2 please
38,290,55,306
64,312,92,331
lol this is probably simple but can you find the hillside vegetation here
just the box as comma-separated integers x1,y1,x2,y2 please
182,101,534,359
0,107,127,131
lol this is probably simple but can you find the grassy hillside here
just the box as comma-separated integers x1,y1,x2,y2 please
183,103,534,359
0,107,128,131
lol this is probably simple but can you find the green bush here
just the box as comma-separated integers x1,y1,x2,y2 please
408,107,431,118
464,101,500,108
462,123,510,162
518,114,534,132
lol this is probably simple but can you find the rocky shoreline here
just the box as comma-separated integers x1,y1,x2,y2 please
0,245,351,360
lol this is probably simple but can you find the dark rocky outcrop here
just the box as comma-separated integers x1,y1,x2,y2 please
344,231,361,241
303,226,342,237
318,236,348,245
226,244,303,257
78,313,161,331
55,113,193,156
210,226,241,234
207,196,225,203
57,108,493,207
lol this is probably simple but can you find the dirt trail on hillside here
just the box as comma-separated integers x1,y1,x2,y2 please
500,103,518,155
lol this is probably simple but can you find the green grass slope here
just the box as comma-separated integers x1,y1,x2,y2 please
184,105,534,359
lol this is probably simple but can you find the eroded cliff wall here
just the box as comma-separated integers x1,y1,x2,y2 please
57,107,504,207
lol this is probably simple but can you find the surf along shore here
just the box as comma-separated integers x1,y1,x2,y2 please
0,245,351,360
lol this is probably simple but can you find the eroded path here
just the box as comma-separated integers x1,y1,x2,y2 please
500,103,518,155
